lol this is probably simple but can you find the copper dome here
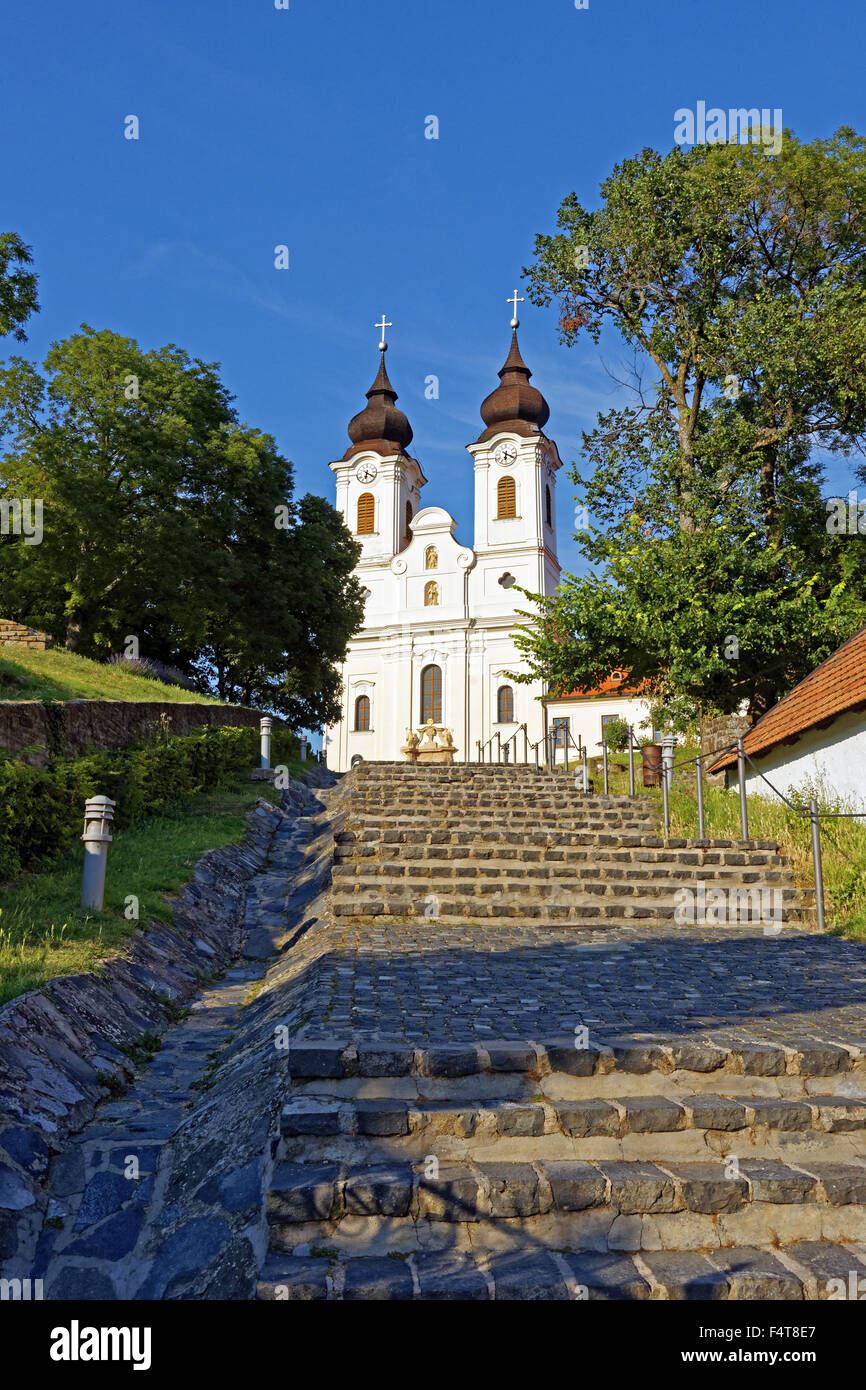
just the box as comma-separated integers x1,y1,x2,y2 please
477,329,550,443
344,350,414,459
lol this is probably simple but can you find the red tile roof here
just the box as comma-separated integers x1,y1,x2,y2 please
709,626,866,773
545,672,644,701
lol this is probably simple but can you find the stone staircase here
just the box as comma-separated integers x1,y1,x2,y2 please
258,1036,866,1300
253,762,857,1300
330,762,815,929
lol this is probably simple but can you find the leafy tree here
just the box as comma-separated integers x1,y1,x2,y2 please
0,233,39,343
0,326,362,727
516,130,866,720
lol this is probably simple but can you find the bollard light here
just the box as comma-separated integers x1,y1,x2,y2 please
260,716,273,770
299,737,307,762
662,735,676,790
81,795,116,911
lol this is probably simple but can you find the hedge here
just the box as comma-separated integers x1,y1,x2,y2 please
0,725,300,883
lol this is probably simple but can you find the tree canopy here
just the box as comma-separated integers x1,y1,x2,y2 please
0,233,39,343
515,129,866,721
0,325,363,727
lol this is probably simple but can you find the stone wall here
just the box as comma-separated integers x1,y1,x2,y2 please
701,713,752,760
0,795,291,1275
700,713,752,788
0,699,265,765
0,618,52,650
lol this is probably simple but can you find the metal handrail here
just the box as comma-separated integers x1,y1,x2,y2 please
477,723,530,765
628,732,866,934
499,722,529,765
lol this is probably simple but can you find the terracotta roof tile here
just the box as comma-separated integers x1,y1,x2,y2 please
709,626,866,773
546,672,645,700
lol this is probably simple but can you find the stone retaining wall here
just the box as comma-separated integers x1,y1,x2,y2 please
0,618,53,650
0,794,289,1270
0,698,264,765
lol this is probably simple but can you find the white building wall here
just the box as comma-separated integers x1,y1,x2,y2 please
544,694,656,760
742,709,866,811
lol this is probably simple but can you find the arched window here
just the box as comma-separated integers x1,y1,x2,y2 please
354,694,371,731
420,664,442,724
424,545,438,570
405,500,413,541
357,492,375,535
545,485,552,527
497,684,514,723
424,580,439,606
497,475,516,519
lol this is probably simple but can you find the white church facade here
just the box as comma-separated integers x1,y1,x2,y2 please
323,307,563,771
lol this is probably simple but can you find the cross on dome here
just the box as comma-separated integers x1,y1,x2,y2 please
507,289,524,328
376,314,392,351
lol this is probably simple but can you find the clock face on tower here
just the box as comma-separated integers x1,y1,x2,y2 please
355,462,378,484
493,442,518,468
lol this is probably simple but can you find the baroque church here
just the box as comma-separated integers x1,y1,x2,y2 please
322,303,562,771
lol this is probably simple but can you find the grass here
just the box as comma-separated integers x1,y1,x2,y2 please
571,748,866,941
0,646,218,704
664,768,866,942
0,764,302,1007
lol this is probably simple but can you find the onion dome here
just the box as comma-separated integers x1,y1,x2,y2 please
343,348,414,460
476,329,550,443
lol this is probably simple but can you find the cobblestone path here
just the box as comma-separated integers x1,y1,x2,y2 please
296,921,866,1047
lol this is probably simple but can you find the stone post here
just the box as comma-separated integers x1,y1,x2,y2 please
662,735,676,790
81,795,116,911
260,716,273,770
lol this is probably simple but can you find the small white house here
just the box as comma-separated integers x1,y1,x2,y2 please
542,672,657,761
709,627,866,811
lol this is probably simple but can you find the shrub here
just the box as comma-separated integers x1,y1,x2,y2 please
0,725,299,882
106,654,199,692
603,717,631,753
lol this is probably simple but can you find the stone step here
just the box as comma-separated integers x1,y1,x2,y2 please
347,817,659,834
339,829,781,854
284,1037,866,1084
343,826,777,847
330,879,809,907
347,793,655,806
264,1157,866,1256
277,1095,866,1169
279,1094,866,1149
329,902,814,929
257,1240,866,1300
347,797,657,811
337,838,787,866
332,861,793,886
346,778,647,787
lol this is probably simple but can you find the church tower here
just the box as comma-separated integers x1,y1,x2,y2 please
329,322,427,568
466,294,562,614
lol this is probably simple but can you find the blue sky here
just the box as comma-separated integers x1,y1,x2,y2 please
4,0,865,584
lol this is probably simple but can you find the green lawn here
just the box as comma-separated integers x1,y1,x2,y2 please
0,646,218,703
0,766,302,1006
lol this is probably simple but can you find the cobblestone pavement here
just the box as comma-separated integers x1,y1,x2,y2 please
298,921,866,1046
38,965,265,1297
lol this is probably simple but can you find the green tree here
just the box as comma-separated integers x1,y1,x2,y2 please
0,233,39,343
517,130,866,720
0,325,362,726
